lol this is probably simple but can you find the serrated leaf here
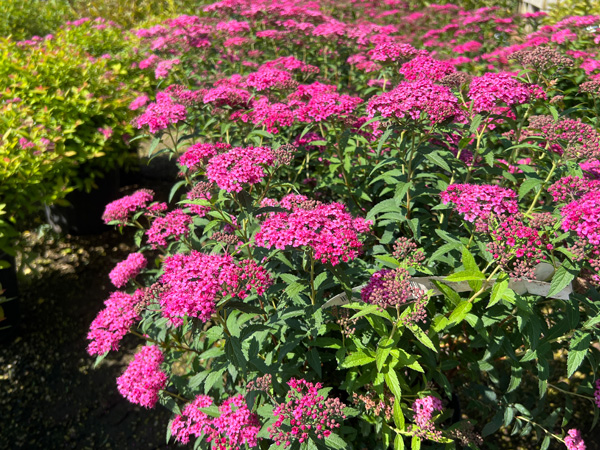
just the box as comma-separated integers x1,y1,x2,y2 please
446,270,486,282
341,351,375,368
406,323,437,352
394,434,405,450
518,178,543,200
567,332,592,377
376,337,394,372
482,410,503,437
507,365,522,393
425,152,451,172
548,261,576,298
489,273,509,308
385,369,402,399
393,398,405,429
324,432,347,449
448,300,473,325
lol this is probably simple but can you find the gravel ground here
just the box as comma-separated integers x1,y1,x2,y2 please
0,173,187,450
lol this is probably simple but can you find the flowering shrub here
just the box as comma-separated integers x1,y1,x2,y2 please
89,1,600,449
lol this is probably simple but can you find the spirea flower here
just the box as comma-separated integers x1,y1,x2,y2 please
565,429,586,450
440,184,519,222
548,176,600,202
116,345,167,408
368,42,423,63
109,253,147,288
171,395,214,445
399,55,456,81
186,182,212,217
268,378,346,447
102,189,154,225
171,394,260,448
245,68,296,91
561,190,600,245
594,379,600,408
179,142,231,171
487,216,550,279
526,116,600,160
468,72,541,113
361,268,428,323
412,396,443,438
205,146,275,192
159,251,270,326
580,159,600,179
146,209,192,248
87,291,141,356
136,91,187,133
255,195,371,266
366,79,461,124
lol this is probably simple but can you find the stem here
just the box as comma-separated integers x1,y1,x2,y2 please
548,383,596,403
163,390,190,402
524,161,557,216
515,415,564,444
309,250,316,306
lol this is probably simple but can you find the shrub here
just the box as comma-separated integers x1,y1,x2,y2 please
90,1,600,449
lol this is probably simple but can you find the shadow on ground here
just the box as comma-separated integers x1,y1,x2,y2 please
0,217,188,449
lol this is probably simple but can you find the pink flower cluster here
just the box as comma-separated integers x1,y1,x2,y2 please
136,91,187,133
361,268,428,322
159,251,270,326
440,184,519,222
268,378,346,447
412,396,443,432
565,429,586,450
548,176,600,202
368,42,423,63
527,116,600,160
116,345,167,408
102,189,154,225
561,190,600,245
245,67,296,91
487,216,550,279
146,209,193,248
366,79,461,124
205,146,275,192
255,194,371,266
179,142,232,170
172,394,260,449
399,55,456,81
468,72,542,113
109,253,147,288
87,291,141,356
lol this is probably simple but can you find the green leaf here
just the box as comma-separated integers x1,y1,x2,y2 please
385,369,402,400
567,331,592,377
324,432,347,449
406,323,437,352
448,301,473,325
489,273,509,308
394,434,405,450
445,270,486,282
411,435,421,450
507,365,522,393
341,351,375,368
482,410,504,437
461,247,479,273
425,152,451,172
376,337,394,372
548,261,576,298
393,398,405,429
518,178,543,200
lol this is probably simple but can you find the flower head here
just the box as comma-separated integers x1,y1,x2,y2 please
116,345,167,408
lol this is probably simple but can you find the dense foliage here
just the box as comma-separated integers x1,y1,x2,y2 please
61,0,600,449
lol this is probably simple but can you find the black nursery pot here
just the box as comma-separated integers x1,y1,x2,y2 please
0,253,20,342
45,168,120,235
